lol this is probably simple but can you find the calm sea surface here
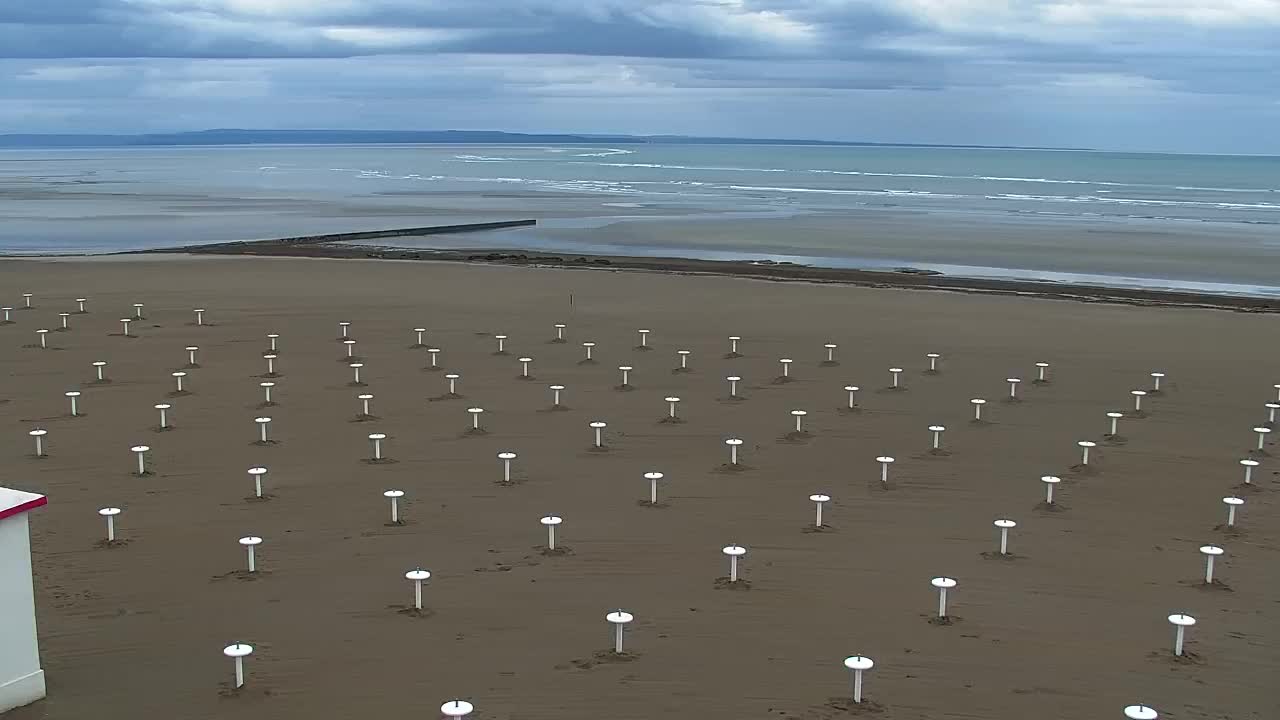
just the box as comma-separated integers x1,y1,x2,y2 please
2,144,1277,294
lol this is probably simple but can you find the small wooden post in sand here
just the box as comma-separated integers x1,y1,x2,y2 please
929,425,946,451
722,544,746,582
1168,613,1195,657
971,398,987,422
239,536,262,573
254,417,273,444
131,445,151,475
355,393,374,419
1199,545,1224,584
644,472,664,505
1131,390,1147,414
1034,361,1050,383
664,397,682,422
843,385,860,410
406,568,430,609
498,452,517,483
725,438,744,467
441,700,474,719
810,494,830,527
368,433,387,462
1106,411,1124,438
930,577,957,620
876,456,895,484
1078,440,1097,467
727,335,742,357
384,490,404,524
155,404,172,430
98,507,121,543
248,467,267,499
888,367,904,390
1223,496,1243,527
1252,426,1271,452
1041,475,1061,505
844,655,874,703
1239,458,1258,485
222,643,253,689
607,610,633,653
540,515,562,550
28,429,48,458
994,519,1016,555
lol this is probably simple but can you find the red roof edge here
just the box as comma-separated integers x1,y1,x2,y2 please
0,495,47,523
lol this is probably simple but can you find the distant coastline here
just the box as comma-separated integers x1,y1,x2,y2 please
0,128,1089,152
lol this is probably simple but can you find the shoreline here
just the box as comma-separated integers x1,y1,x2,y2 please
118,237,1280,313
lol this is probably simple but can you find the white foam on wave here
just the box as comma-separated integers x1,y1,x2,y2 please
1175,185,1277,193
454,154,520,162
575,148,636,157
726,184,963,200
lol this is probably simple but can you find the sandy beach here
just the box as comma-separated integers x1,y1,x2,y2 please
1,255,1276,720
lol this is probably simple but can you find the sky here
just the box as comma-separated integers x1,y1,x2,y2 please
2,1,1278,154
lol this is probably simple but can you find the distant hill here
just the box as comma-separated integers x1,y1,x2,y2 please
0,128,1079,151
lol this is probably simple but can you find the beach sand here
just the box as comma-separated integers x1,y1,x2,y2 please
1,256,1276,720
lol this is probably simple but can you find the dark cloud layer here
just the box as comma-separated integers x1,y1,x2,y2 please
1,1,1277,152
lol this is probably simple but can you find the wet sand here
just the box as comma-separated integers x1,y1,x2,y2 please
1,255,1277,720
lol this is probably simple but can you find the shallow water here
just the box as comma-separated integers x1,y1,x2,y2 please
2,144,1276,294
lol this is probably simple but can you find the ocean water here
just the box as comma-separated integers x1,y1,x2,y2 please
2,144,1277,294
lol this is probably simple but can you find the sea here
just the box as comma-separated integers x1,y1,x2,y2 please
2,144,1277,296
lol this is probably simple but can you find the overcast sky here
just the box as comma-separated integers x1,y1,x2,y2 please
2,1,1277,153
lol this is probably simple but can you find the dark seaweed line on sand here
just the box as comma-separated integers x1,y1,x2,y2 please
132,234,1280,313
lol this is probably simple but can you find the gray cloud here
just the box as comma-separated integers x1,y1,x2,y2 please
0,1,1277,152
